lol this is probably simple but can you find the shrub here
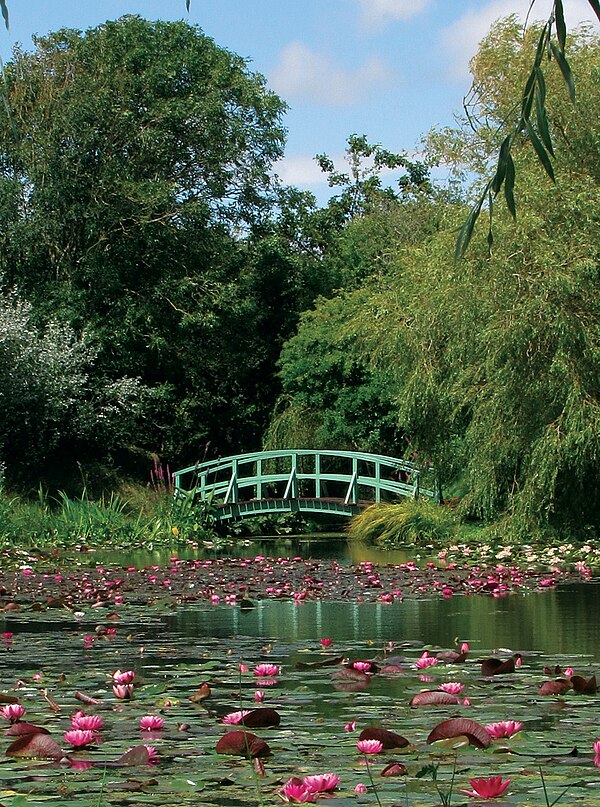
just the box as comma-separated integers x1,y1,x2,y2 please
0,286,143,484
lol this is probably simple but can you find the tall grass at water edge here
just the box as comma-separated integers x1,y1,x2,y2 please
0,482,217,549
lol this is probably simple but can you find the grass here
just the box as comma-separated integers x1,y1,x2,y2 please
348,499,458,547
0,482,217,549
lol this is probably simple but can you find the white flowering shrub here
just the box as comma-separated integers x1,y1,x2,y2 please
0,288,143,481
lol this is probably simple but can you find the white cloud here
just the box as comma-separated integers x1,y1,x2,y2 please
442,0,599,82
358,0,432,28
273,154,330,187
269,42,391,106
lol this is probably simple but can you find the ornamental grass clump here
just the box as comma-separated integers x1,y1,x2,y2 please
348,500,457,547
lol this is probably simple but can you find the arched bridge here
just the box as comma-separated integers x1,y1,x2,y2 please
173,449,441,522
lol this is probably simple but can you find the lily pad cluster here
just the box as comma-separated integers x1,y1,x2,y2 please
0,554,585,614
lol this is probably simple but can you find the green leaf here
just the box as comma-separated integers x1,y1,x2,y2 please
535,74,554,157
491,135,511,194
554,0,567,51
525,119,556,183
534,65,547,108
487,191,494,253
455,180,492,260
520,69,537,123
534,21,550,68
504,153,516,219
550,42,576,102
0,0,8,30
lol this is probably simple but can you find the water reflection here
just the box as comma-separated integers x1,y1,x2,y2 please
59,536,428,569
62,536,353,568
166,582,600,658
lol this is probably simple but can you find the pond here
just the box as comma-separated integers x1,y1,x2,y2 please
0,543,599,806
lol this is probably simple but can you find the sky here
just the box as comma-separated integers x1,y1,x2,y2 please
1,1,597,202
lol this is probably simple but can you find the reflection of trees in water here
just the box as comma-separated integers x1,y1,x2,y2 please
170,585,599,657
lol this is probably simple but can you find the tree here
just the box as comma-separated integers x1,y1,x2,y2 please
267,290,406,454
361,23,600,536
0,16,289,472
456,0,600,255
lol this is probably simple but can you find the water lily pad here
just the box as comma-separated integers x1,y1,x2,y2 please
358,728,409,749
427,718,491,748
5,731,63,760
215,730,271,758
409,690,460,707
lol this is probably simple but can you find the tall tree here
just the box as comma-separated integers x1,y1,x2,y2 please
0,16,288,471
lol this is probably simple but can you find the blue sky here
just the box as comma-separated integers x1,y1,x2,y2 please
1,1,597,201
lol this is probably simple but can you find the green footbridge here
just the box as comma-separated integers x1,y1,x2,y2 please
173,449,442,522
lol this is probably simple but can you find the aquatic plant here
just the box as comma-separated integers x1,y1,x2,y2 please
462,776,510,799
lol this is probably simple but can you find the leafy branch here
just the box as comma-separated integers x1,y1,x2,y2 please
456,0,600,258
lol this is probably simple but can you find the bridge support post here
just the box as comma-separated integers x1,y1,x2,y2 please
315,453,321,498
225,459,239,504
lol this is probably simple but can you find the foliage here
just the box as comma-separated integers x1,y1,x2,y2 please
0,481,221,548
454,0,600,255
290,22,600,538
0,16,295,477
409,25,600,534
348,501,457,547
0,286,143,484
268,290,406,454
316,133,431,222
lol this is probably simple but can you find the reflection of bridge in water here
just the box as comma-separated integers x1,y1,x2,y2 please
168,598,431,644
173,449,442,522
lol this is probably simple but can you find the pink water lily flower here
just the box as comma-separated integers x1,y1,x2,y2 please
440,682,464,695
112,669,135,685
71,712,104,732
462,776,511,799
221,710,251,725
320,638,333,648
144,744,159,764
254,663,280,677
254,690,265,703
278,777,316,803
352,661,372,673
344,721,357,732
1,704,25,722
139,715,165,731
63,729,97,748
303,773,340,793
594,740,600,767
416,652,438,669
485,720,523,738
355,783,367,793
356,739,383,754
112,683,134,699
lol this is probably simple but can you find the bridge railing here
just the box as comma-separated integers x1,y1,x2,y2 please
173,450,441,518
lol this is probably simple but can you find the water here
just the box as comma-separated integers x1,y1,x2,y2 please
31,537,600,655
164,580,600,656
1,542,599,806
57,535,426,569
